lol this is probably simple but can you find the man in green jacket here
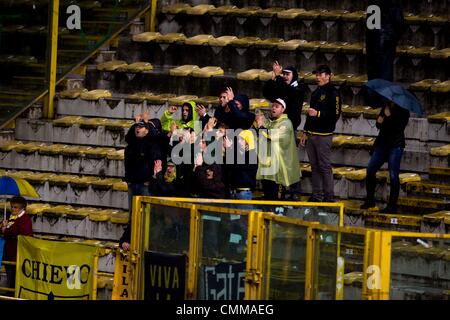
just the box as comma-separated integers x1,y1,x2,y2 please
161,100,200,134
255,98,301,200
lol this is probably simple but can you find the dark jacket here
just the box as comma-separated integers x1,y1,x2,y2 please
227,148,258,190
119,224,131,248
124,124,162,184
374,105,410,149
213,95,256,130
366,0,406,46
1,213,33,262
303,82,342,135
194,164,226,199
263,75,305,130
150,171,180,197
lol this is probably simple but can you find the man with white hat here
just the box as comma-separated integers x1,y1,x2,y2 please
255,98,301,200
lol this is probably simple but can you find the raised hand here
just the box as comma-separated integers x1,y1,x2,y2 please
226,87,234,101
196,104,207,117
272,60,282,79
168,105,178,114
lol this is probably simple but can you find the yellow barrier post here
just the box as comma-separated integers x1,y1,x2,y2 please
145,0,158,32
130,195,144,300
43,0,59,119
187,205,199,299
304,227,315,300
364,231,392,300
245,211,264,299
92,255,99,300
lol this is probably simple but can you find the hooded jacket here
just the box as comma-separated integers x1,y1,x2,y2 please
374,104,410,149
214,94,256,130
161,100,200,133
263,66,305,130
256,114,301,187
124,125,162,184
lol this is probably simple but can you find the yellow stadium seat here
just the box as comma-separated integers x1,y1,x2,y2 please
26,203,52,216
0,141,25,152
208,35,238,47
48,174,81,185
406,181,450,196
426,14,447,26
89,210,111,222
107,149,125,161
110,211,129,224
230,36,261,47
427,112,450,123
96,60,128,72
25,172,57,184
53,116,84,127
191,66,224,78
297,10,322,20
277,8,306,19
249,98,270,110
319,41,343,53
66,207,98,219
409,79,441,91
278,39,308,51
362,107,381,119
430,145,450,157
430,48,450,59
406,46,436,58
168,95,199,106
237,69,269,81
82,147,117,159
423,211,450,224
77,117,110,128
132,31,161,42
340,42,364,55
169,65,200,77
185,34,215,45
185,4,215,15
344,272,363,285
162,3,190,15
13,142,46,154
117,62,153,73
399,173,421,184
59,88,88,99
209,5,238,16
112,181,128,192
403,13,425,25
297,40,322,52
157,33,187,44
91,178,122,190
341,105,364,117
333,167,357,179
320,9,348,20
341,11,365,22
36,144,69,155
146,93,177,104
431,80,450,93
342,169,367,181
70,176,101,188
194,96,219,106
256,7,285,18
80,89,112,101
254,38,284,49
232,7,261,17
127,92,154,101
43,205,76,217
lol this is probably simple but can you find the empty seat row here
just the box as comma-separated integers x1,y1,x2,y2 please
132,32,450,60
160,4,448,27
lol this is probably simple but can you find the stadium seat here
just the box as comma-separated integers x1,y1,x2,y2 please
191,66,224,78
96,60,128,72
169,65,200,76
116,62,153,73
80,89,113,101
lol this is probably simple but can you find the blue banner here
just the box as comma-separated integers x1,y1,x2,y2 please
0,237,4,268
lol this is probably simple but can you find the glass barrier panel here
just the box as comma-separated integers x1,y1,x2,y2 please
312,230,366,300
390,236,450,300
263,220,308,299
147,204,191,255
151,198,342,226
197,210,249,300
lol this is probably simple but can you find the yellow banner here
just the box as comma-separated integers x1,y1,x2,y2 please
16,236,98,300
112,250,132,300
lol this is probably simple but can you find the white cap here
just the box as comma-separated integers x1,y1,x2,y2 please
275,98,286,109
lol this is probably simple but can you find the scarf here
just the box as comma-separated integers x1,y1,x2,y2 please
164,167,177,183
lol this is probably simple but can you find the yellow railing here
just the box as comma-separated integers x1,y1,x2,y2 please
127,196,449,300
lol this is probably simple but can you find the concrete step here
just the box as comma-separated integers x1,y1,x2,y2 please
0,200,128,242
55,95,450,143
0,170,128,209
84,65,450,115
124,35,449,82
155,5,448,48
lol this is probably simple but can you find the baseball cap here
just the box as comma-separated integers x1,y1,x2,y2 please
312,64,332,75
274,98,287,109
136,120,148,128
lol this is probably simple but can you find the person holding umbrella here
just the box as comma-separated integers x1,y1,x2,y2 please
361,79,421,213
1,196,33,291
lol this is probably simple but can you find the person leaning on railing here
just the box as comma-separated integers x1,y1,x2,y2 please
1,196,33,291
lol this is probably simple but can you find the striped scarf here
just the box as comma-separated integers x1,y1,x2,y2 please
6,210,25,229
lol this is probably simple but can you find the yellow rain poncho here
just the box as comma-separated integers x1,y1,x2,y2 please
161,100,200,133
256,114,301,187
